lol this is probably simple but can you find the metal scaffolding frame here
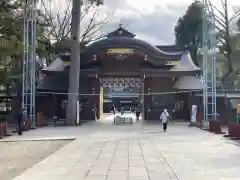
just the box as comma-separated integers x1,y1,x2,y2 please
202,0,217,129
22,0,37,127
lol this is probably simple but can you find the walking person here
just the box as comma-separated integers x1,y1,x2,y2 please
111,104,116,116
172,108,176,121
135,105,141,121
120,105,124,115
17,107,26,135
160,109,170,132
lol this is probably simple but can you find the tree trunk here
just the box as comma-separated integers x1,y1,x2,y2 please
226,37,233,73
66,0,81,125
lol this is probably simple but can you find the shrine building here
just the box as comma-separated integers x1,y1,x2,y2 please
36,27,202,123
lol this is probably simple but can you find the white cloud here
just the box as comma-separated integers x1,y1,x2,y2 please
135,33,168,45
39,0,240,45
103,0,240,44
115,8,141,20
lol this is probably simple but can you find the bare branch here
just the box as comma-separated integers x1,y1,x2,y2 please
211,2,226,19
229,8,240,22
40,0,72,41
80,4,92,21
40,0,58,38
215,25,226,35
81,17,108,41
220,0,227,12
79,5,110,43
39,0,112,51
216,34,225,45
57,1,72,39
214,14,227,30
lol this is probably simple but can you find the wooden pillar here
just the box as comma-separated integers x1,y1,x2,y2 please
53,94,57,117
144,77,152,120
99,84,104,120
141,78,145,119
91,77,101,120
188,92,192,121
95,78,100,120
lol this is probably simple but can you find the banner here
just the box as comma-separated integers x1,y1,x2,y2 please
107,48,134,55
99,86,104,120
76,101,80,124
191,105,197,123
237,104,240,124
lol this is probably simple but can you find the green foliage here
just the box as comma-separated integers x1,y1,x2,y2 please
0,0,51,93
0,0,51,58
174,1,204,64
237,18,240,31
174,0,240,88
210,0,240,76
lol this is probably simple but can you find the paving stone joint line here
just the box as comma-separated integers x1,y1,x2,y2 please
137,139,152,180
150,139,180,180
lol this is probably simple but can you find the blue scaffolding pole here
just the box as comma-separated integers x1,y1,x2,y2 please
22,0,37,128
202,0,217,129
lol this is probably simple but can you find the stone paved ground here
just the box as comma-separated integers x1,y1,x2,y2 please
8,118,240,180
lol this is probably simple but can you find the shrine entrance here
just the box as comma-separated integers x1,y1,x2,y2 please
99,77,143,120
37,26,200,124
77,26,200,122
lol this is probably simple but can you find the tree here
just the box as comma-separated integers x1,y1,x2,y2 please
0,0,51,93
39,0,109,62
41,0,107,43
174,1,204,65
209,0,240,77
66,0,105,124
174,0,240,83
237,18,240,31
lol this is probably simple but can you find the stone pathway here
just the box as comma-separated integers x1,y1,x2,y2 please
13,138,177,180
11,120,240,180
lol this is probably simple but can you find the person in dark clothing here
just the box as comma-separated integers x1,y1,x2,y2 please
17,111,23,135
111,105,116,115
172,108,176,121
135,105,141,121
17,108,26,135
120,105,124,115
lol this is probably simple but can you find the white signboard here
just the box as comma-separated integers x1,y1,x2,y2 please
76,101,80,124
191,105,197,123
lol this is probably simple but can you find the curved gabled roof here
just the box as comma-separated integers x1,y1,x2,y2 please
156,45,185,53
170,52,200,72
174,76,204,90
42,58,66,72
84,37,182,60
84,27,182,62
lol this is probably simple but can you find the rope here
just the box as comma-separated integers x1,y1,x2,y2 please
21,90,201,96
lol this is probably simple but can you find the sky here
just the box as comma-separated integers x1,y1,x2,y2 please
45,0,240,45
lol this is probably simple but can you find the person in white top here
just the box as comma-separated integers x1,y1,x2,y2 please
160,109,170,132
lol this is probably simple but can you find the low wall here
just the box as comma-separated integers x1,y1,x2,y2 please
0,122,9,138
228,123,240,138
209,120,223,134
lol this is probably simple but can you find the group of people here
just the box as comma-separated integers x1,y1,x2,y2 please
111,104,141,121
111,104,171,132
